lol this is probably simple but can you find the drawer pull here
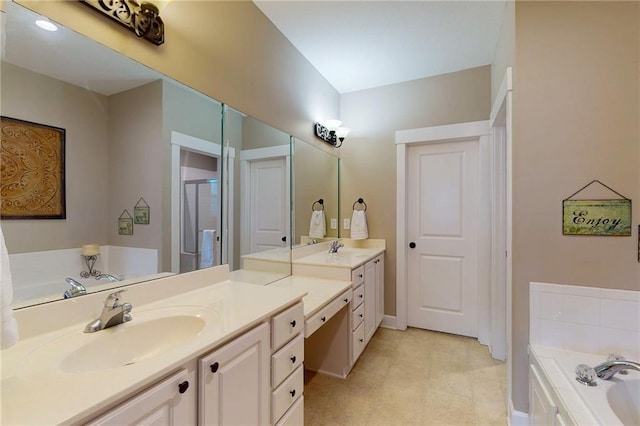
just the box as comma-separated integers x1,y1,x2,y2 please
359,274,363,278
178,381,189,394
290,320,296,328
359,338,364,343
289,389,296,398
359,294,364,299
344,298,349,303
359,314,363,318
210,362,219,373
290,355,297,364
321,316,326,322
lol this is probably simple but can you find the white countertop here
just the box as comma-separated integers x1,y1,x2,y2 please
268,275,352,319
293,247,384,269
1,281,306,425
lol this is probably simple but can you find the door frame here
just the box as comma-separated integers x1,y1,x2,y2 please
171,131,225,273
239,145,291,256
395,120,494,342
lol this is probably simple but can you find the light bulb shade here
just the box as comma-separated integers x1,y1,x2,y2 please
324,119,342,132
335,127,350,139
35,19,58,31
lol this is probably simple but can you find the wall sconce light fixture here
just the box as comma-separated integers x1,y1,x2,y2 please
81,0,165,45
314,120,350,148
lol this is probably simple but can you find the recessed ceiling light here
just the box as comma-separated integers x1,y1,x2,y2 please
35,20,58,32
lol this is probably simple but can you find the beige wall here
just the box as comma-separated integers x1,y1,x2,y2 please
512,0,640,411
16,0,340,142
1,62,110,253
340,66,492,316
108,81,164,263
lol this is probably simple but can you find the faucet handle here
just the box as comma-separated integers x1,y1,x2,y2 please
104,289,127,308
575,364,597,386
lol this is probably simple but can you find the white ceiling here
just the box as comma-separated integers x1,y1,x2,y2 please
254,0,507,94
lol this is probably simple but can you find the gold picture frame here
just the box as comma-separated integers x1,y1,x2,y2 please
0,116,66,219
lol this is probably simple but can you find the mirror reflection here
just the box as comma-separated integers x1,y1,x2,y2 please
1,2,227,308
293,138,340,246
224,108,292,284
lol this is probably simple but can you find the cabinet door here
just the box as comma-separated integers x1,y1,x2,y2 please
199,323,270,426
375,255,384,328
86,369,194,425
364,260,376,344
529,364,558,426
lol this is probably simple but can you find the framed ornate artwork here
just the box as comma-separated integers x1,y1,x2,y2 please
0,116,66,219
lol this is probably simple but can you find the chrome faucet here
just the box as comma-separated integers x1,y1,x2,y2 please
84,290,132,333
594,358,640,380
96,273,120,283
63,277,87,298
328,240,344,253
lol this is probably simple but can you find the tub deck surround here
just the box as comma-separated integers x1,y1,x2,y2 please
1,270,307,425
529,344,638,425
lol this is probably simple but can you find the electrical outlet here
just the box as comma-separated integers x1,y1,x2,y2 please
330,218,337,229
344,218,351,229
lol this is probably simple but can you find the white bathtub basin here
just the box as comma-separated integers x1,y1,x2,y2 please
607,378,640,425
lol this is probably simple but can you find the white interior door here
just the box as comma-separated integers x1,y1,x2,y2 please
407,139,479,337
249,157,288,253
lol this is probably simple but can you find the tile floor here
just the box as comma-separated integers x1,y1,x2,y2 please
304,327,508,425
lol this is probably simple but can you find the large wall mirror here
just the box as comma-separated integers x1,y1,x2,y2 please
0,1,292,308
292,138,340,246
224,107,292,284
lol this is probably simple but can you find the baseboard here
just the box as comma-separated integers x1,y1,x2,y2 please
508,399,528,426
380,314,398,329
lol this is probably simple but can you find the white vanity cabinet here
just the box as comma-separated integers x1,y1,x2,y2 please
199,322,271,425
528,351,574,426
270,302,305,425
86,368,196,425
363,254,385,346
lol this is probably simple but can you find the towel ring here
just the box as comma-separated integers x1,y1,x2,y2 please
352,198,367,212
312,199,324,211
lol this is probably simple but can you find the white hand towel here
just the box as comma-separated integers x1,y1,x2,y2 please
0,226,19,349
199,229,216,269
350,210,369,240
309,210,326,239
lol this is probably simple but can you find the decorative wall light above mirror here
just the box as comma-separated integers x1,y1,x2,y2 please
314,120,350,148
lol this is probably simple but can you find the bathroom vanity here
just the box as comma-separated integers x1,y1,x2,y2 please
1,269,307,425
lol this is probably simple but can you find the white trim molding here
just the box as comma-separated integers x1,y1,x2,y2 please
395,120,491,333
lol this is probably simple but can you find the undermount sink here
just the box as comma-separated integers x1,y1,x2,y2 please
25,307,211,374
607,378,640,425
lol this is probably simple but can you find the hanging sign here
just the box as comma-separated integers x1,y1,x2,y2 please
134,197,150,225
118,209,134,235
562,180,632,236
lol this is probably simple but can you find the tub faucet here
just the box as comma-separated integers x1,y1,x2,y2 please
594,358,640,380
328,240,344,253
63,277,87,298
96,273,120,283
84,290,132,333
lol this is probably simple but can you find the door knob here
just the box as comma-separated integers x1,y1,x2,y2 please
409,242,416,249
281,236,287,242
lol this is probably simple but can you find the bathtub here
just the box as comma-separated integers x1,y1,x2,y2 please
530,344,640,425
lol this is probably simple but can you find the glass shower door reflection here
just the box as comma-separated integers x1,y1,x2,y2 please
182,179,219,273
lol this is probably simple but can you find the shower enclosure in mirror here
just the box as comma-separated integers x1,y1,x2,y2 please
181,177,219,273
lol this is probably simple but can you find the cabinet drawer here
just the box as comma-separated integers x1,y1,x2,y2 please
352,303,364,330
305,289,351,337
352,284,365,309
272,302,304,351
352,322,366,362
272,334,304,388
275,395,303,426
272,365,303,424
351,265,365,287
